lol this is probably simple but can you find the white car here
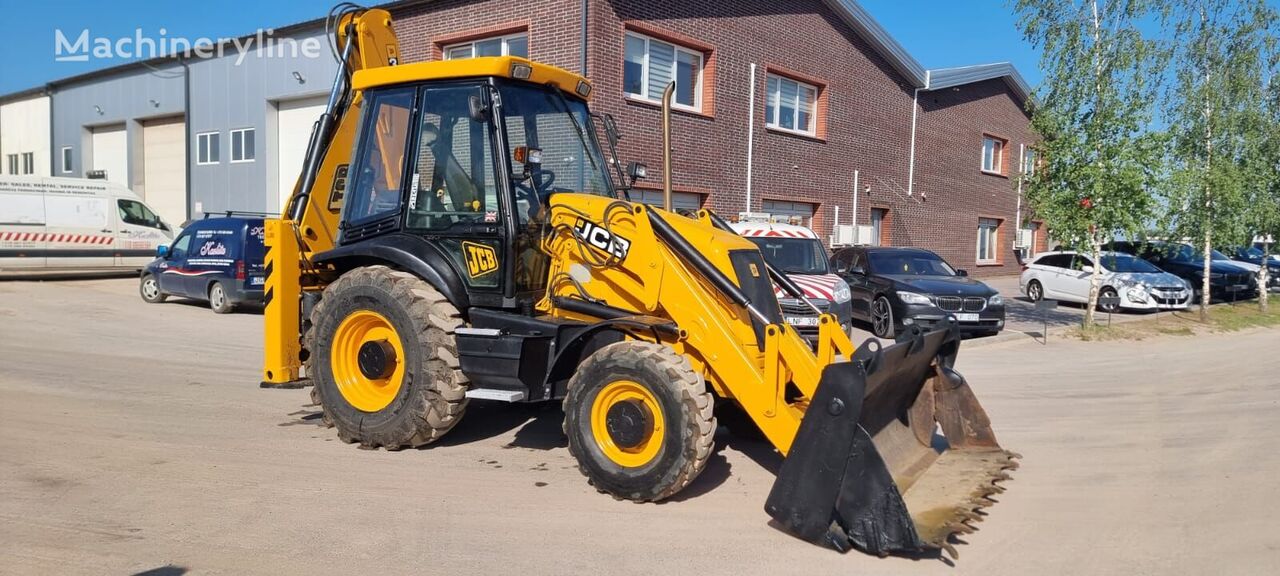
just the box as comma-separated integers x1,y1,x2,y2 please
1020,250,1192,311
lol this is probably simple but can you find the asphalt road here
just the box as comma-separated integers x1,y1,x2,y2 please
2,277,1278,575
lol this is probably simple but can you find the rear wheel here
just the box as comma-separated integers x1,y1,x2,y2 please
308,265,468,449
871,296,896,339
563,341,715,502
1026,280,1044,303
209,281,234,314
139,274,166,303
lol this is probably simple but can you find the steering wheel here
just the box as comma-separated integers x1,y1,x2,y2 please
514,168,559,202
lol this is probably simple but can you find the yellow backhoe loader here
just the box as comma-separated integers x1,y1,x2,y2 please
261,5,1016,556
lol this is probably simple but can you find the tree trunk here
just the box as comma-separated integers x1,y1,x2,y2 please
1200,229,1212,321
1084,236,1103,328
1260,259,1270,312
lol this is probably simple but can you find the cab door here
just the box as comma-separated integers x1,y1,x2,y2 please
115,197,173,268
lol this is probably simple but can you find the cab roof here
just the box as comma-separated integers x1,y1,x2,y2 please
730,221,819,239
352,56,592,100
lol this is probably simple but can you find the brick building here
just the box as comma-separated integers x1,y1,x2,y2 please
387,0,1038,276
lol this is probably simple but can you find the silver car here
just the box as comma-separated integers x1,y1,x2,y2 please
1020,251,1192,311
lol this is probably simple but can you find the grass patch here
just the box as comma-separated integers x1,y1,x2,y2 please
1065,300,1279,341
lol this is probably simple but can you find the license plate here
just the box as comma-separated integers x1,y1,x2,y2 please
785,316,819,327
954,313,980,322
1228,285,1248,291
250,277,265,286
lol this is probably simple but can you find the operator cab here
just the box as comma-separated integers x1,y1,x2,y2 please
335,57,617,309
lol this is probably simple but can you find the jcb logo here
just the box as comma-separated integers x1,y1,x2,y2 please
463,241,499,278
573,218,631,260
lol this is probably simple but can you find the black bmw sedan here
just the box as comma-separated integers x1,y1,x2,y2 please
830,246,1006,338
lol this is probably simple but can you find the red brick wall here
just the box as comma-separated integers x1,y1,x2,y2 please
392,0,584,71
913,78,1035,277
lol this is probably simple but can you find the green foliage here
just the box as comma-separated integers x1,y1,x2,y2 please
1012,0,1166,252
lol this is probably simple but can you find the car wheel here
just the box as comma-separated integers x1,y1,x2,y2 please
1026,280,1044,303
1098,287,1119,313
139,274,166,303
209,281,235,314
871,295,895,339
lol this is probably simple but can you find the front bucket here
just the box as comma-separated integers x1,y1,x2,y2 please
764,325,1018,557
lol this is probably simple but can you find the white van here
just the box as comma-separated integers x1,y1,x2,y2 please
0,176,175,274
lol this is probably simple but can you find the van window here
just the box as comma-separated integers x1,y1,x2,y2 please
118,199,167,230
170,233,193,260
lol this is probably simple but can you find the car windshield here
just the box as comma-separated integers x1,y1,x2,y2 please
746,237,829,274
1158,243,1197,262
1101,253,1160,273
1209,249,1233,260
497,82,614,200
868,251,956,276
1240,246,1264,259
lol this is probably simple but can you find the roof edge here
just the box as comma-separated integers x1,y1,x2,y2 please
823,0,927,86
0,85,51,105
925,62,1031,102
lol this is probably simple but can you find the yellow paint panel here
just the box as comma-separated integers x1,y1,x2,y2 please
352,56,592,101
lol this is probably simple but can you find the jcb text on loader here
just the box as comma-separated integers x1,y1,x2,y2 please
260,4,1017,556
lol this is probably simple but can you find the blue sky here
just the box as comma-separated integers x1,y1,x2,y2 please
0,0,1042,95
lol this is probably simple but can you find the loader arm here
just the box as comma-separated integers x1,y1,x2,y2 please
262,7,399,386
539,193,1018,556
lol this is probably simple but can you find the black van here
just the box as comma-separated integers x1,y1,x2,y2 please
140,214,268,313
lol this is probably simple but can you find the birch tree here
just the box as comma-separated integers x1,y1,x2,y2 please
1161,0,1277,320
1012,0,1165,328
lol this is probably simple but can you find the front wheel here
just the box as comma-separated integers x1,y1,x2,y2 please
563,341,715,502
871,295,896,339
1098,287,1120,313
139,274,166,303
1026,279,1044,303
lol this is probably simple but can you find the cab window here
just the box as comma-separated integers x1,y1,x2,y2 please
345,88,415,224
118,199,167,230
406,84,499,230
169,232,193,260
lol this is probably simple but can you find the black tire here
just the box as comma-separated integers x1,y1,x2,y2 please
1098,287,1119,312
563,341,715,502
208,281,235,314
871,295,896,339
308,265,469,449
139,274,166,303
1026,279,1044,303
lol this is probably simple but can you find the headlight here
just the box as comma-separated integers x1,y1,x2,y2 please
832,279,852,303
896,291,932,306
1208,272,1225,279
1125,287,1148,302
988,294,1003,306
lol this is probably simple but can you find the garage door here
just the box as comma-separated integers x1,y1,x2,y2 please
91,125,127,185
632,190,702,213
276,97,328,212
762,199,816,227
142,116,187,226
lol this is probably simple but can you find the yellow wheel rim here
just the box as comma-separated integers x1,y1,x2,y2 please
330,310,405,413
590,380,665,468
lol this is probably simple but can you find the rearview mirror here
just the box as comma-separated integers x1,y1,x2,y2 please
156,245,169,258
467,94,490,122
956,269,969,277
602,113,621,146
849,265,866,276
1082,265,1095,274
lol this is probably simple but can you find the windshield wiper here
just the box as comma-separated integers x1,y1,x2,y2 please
547,86,606,191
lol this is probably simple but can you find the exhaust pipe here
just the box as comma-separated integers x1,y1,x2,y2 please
661,81,674,212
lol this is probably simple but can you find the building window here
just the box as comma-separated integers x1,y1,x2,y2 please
623,31,704,111
977,217,1001,263
762,199,816,227
21,152,34,175
765,74,819,136
61,147,72,173
230,128,256,163
197,132,220,165
5,154,15,175
982,135,1006,174
1021,146,1036,176
443,32,528,59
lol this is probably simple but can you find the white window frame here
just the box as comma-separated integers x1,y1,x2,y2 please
60,146,72,173
196,132,220,165
765,73,819,136
21,152,34,175
981,135,1005,174
5,154,15,175
622,31,704,113
976,218,1001,263
443,32,529,60
229,128,256,163
1020,145,1036,176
